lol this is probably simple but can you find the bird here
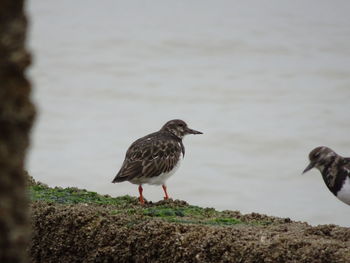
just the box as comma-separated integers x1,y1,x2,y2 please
112,119,202,204
303,146,350,205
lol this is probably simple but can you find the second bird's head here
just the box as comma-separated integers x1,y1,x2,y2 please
303,146,337,174
161,119,202,139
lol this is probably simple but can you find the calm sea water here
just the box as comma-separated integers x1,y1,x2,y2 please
27,0,350,226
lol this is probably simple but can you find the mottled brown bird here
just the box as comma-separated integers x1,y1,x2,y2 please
112,119,202,204
303,146,350,205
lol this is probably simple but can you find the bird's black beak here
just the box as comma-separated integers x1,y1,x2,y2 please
302,162,314,174
186,128,203,135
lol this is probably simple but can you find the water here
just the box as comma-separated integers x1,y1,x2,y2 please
27,0,350,226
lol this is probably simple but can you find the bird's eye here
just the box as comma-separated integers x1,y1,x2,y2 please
179,123,184,127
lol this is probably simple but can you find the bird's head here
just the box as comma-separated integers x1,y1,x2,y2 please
160,119,202,139
303,146,337,174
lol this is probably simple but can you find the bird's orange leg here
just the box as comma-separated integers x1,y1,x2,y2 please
138,185,145,205
162,185,169,200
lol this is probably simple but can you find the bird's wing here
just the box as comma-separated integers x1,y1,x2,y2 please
113,135,182,182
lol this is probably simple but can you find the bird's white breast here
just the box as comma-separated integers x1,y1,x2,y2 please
147,156,182,185
336,177,350,205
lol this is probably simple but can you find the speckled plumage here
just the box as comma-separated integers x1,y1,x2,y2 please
303,146,350,205
112,119,202,204
112,131,184,184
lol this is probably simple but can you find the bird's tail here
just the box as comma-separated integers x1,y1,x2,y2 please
112,168,128,183
112,174,126,183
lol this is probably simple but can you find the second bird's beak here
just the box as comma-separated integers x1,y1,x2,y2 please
302,162,315,174
186,128,203,135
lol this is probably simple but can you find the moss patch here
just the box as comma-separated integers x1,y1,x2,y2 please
142,206,244,226
29,184,247,226
143,206,218,218
29,184,137,206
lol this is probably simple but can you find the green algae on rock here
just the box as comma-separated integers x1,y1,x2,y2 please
29,181,248,227
29,184,136,206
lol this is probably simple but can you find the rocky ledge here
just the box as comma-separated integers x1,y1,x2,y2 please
27,177,350,263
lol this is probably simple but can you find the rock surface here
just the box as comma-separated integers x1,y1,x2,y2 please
28,178,350,263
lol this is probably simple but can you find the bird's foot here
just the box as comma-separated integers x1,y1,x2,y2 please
139,196,145,205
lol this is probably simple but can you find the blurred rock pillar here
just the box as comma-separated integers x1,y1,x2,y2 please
0,0,35,262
